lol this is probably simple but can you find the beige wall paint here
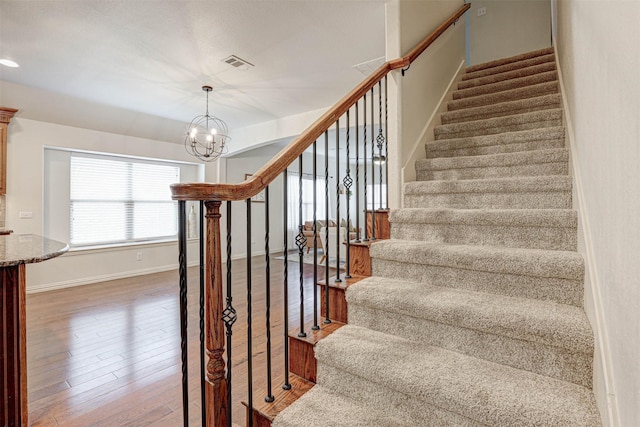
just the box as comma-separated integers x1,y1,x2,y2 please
556,1,640,425
386,0,466,208
469,0,551,65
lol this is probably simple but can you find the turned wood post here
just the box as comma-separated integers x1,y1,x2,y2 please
204,201,228,426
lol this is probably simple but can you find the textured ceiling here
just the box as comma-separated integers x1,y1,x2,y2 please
0,0,387,131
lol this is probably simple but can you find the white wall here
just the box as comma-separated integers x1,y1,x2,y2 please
5,117,210,292
469,0,551,65
386,0,467,207
224,144,286,259
555,1,640,425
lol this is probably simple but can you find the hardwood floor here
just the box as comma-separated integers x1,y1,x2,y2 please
26,254,326,426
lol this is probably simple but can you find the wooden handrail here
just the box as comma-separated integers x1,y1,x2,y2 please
171,2,471,202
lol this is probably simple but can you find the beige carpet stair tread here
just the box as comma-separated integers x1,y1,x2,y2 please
425,127,566,158
370,240,583,280
448,81,558,111
463,53,556,82
275,47,600,427
313,325,600,426
434,109,562,140
389,207,577,250
417,147,568,172
389,207,576,227
441,93,562,125
347,277,593,387
458,61,557,90
406,175,572,194
404,175,572,210
347,276,592,353
464,47,554,75
453,70,557,100
272,385,412,427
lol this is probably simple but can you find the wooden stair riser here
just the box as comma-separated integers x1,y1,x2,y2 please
248,321,345,426
245,375,314,427
349,244,372,276
287,321,345,384
320,285,348,324
289,337,317,383
365,209,390,240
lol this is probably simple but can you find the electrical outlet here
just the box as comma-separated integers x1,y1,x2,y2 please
477,7,487,16
136,252,143,261
19,211,33,219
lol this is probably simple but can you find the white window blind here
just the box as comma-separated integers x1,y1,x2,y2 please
69,153,180,247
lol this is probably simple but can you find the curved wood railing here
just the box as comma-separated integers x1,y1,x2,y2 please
171,2,470,202
171,3,470,426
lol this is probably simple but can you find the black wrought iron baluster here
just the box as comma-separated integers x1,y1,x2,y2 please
296,156,307,338
385,75,389,209
370,87,376,241
354,101,361,243
282,170,291,390
264,187,274,402
224,201,236,427
246,198,253,426
344,109,353,279
335,119,342,283
323,131,331,324
177,200,189,426
363,93,368,242
312,140,320,331
198,201,206,425
377,80,385,212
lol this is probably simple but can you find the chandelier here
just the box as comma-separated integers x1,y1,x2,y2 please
184,85,230,162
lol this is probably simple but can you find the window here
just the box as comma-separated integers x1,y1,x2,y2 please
286,173,327,246
287,173,327,224
367,183,387,210
44,148,200,249
69,154,179,247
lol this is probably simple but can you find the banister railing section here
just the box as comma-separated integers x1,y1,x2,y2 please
170,3,470,426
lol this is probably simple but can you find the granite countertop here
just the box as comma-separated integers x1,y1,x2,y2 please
0,234,69,267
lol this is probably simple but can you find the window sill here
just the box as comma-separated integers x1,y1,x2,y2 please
67,238,199,256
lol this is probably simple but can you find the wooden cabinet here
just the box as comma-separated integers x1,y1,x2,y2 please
0,107,18,195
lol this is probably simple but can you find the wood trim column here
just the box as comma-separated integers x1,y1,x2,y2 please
1,263,28,427
204,201,228,426
0,107,18,195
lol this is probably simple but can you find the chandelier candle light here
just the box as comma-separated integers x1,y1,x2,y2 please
185,85,230,162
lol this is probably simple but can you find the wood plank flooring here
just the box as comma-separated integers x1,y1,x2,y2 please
26,254,327,426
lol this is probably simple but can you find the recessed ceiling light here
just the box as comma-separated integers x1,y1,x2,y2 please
0,59,19,68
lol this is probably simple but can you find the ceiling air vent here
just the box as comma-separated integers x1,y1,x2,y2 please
222,55,254,71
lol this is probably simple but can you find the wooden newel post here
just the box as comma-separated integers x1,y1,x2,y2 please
204,201,228,426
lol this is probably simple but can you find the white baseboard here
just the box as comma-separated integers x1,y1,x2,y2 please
26,262,198,294
554,48,620,427
26,246,286,294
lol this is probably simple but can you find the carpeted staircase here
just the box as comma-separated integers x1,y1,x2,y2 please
274,47,601,426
